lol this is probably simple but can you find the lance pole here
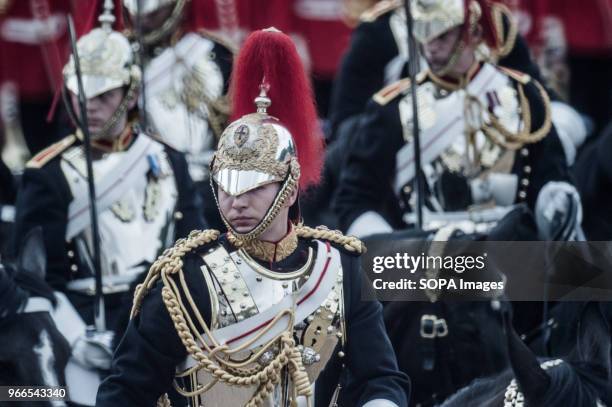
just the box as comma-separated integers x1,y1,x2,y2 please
66,15,106,332
403,0,424,231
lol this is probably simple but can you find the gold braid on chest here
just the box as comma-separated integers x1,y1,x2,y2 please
130,226,363,406
130,229,312,406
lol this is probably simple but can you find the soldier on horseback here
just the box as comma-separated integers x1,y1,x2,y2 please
12,0,204,369
331,1,584,404
333,0,582,241
97,29,409,407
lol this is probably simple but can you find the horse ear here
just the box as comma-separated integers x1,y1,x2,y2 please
503,306,551,404
18,227,47,280
577,302,611,379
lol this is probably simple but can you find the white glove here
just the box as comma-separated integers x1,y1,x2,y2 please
535,181,582,240
71,329,114,371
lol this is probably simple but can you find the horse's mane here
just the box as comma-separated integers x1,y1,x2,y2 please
441,369,512,406
443,357,612,406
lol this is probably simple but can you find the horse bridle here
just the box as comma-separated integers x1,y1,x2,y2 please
503,359,606,407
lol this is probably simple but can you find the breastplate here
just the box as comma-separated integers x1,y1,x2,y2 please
396,65,522,213
144,33,225,182
61,139,178,281
178,241,345,407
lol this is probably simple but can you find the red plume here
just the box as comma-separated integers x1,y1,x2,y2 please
230,29,324,190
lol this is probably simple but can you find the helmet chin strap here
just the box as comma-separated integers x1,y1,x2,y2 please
211,159,300,243
429,34,466,77
125,0,187,47
427,1,482,78
91,79,140,139
63,76,140,141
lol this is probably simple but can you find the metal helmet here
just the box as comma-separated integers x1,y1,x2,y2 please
210,29,323,241
410,0,500,75
63,29,140,99
212,86,300,198
122,0,177,15
121,0,191,46
211,84,302,242
63,0,141,137
411,0,468,44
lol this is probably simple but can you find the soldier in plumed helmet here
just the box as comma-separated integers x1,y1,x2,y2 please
97,28,409,407
12,1,204,368
333,0,582,241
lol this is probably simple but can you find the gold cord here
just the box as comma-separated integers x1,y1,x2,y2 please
131,228,312,406
295,225,366,254
130,221,364,405
482,79,552,148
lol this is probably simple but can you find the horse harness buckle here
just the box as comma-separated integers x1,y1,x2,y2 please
420,314,449,338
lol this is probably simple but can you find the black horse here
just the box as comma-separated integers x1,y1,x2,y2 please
370,206,578,406
0,229,71,406
442,302,612,407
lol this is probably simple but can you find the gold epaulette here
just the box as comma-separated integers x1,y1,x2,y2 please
296,225,365,254
130,229,220,318
492,3,518,58
499,66,531,85
373,72,427,105
373,78,412,105
197,28,238,55
360,0,401,22
26,135,77,169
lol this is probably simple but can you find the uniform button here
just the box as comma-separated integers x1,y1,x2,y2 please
70,264,78,272
67,250,74,258
520,148,529,157
523,165,531,174
174,211,183,220
518,191,527,200
521,179,529,187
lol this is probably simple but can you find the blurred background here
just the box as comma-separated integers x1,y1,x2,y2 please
0,0,610,202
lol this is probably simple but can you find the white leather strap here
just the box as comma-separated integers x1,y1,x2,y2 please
65,134,159,240
21,297,53,314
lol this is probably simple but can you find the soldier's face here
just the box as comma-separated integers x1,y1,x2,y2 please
422,26,481,76
218,183,283,233
70,87,134,139
422,27,463,73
